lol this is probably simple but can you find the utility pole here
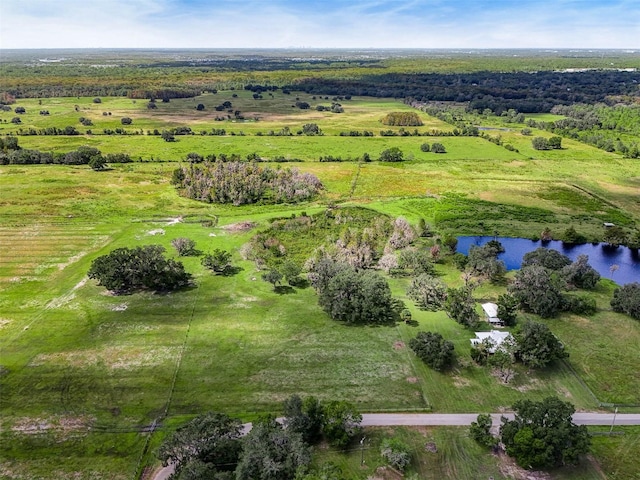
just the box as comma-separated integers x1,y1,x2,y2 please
360,436,366,465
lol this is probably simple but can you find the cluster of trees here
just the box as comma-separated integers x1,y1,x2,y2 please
531,136,562,150
471,397,590,470
509,248,600,318
315,102,344,113
127,87,202,100
420,142,446,153
0,140,132,167
338,130,374,137
380,111,423,126
528,104,640,157
158,395,362,480
87,245,191,294
172,161,323,205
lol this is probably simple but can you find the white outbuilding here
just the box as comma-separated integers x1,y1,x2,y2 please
481,302,502,326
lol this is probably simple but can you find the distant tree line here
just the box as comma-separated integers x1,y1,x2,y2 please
286,70,640,113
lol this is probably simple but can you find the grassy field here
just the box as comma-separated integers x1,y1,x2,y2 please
310,425,611,480
1,93,640,479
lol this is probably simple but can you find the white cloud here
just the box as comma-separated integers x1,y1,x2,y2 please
0,0,638,49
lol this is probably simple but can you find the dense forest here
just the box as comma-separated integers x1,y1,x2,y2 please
286,71,640,113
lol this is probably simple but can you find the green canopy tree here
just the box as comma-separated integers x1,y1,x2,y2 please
88,245,191,294
157,412,242,479
509,265,564,318
513,320,567,368
611,282,640,320
409,331,455,371
235,416,310,480
500,397,590,469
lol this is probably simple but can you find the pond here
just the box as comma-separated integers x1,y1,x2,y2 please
456,236,640,285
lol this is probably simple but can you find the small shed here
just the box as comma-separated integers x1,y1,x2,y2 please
470,330,513,353
481,302,502,326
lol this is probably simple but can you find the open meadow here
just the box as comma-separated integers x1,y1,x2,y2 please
1,88,640,479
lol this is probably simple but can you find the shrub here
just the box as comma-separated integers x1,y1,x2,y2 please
121,117,133,125
380,438,411,471
611,282,640,320
532,136,549,150
171,238,197,256
431,142,446,153
378,147,404,162
470,414,497,448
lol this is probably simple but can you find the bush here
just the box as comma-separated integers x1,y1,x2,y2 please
171,238,197,256
420,142,430,152
121,117,133,125
93,97,102,103
378,147,404,162
562,226,587,244
380,438,411,471
562,294,597,315
611,282,640,320
532,136,549,150
431,142,446,153
470,414,497,448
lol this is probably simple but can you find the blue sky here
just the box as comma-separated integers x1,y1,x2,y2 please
1,0,638,49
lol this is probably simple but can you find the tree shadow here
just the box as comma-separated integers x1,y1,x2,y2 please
220,266,243,277
274,285,296,295
288,277,310,289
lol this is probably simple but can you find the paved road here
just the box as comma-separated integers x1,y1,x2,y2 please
361,412,640,427
152,412,640,480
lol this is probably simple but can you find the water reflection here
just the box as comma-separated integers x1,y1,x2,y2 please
457,236,640,285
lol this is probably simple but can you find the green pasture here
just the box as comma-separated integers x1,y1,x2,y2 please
312,425,606,480
1,93,640,478
0,92,452,142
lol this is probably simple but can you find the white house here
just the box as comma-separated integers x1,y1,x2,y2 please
470,330,513,353
481,302,502,326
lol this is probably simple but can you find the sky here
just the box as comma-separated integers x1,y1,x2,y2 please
0,0,639,50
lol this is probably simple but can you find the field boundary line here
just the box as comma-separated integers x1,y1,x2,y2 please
133,280,202,479
395,324,432,411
